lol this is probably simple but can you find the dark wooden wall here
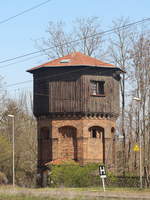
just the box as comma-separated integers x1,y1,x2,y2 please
49,79,82,113
33,66,120,117
34,79,49,115
82,74,120,115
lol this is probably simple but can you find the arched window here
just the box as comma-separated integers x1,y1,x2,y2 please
89,126,104,138
58,126,76,138
88,126,105,163
111,127,115,164
58,126,77,160
111,127,115,141
111,127,115,133
92,129,97,138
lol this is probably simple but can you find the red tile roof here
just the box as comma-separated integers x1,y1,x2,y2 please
27,52,115,72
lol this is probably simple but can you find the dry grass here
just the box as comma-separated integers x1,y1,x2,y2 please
0,186,150,200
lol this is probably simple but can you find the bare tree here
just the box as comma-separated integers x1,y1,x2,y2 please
38,21,76,59
73,17,103,57
35,17,103,59
130,33,150,186
108,17,134,175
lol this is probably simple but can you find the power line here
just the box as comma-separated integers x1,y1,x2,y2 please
1,17,150,91
0,54,47,69
0,17,150,65
4,66,94,88
0,0,52,25
4,65,121,89
5,66,94,88
6,80,32,88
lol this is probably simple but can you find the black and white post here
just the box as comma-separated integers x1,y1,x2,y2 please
99,165,106,192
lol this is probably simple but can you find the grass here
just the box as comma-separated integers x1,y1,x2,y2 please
0,195,80,200
0,186,92,200
0,194,48,200
0,186,150,200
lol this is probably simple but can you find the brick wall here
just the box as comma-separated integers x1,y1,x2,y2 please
37,116,116,167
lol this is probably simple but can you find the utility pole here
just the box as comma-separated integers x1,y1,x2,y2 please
8,114,15,187
133,97,142,189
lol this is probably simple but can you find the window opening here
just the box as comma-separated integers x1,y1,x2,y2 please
92,129,97,138
91,81,105,96
89,126,104,139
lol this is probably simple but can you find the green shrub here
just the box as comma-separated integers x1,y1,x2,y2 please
106,171,118,183
47,161,100,187
47,160,141,188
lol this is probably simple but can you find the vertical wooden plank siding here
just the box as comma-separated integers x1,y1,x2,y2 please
33,67,120,116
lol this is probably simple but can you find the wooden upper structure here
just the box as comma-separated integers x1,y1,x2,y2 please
27,52,123,119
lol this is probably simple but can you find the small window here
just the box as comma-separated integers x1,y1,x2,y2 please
92,129,97,138
89,126,104,139
60,59,71,63
91,81,105,96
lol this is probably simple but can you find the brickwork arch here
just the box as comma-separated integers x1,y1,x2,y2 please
58,126,77,138
58,126,77,161
88,126,104,138
111,127,115,165
111,127,115,134
88,125,105,163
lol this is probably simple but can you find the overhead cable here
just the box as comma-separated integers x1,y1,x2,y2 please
4,66,121,89
0,17,150,65
0,0,52,25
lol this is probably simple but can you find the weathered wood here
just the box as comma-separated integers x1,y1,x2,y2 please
33,66,120,118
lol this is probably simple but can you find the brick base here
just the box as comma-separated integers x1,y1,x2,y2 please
37,117,116,167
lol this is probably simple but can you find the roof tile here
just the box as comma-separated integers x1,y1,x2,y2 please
27,52,114,72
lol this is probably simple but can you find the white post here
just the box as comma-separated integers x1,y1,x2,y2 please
99,165,106,191
102,178,106,192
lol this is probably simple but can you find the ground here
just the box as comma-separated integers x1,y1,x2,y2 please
0,186,150,200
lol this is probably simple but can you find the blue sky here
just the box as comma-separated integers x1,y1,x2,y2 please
0,0,150,96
